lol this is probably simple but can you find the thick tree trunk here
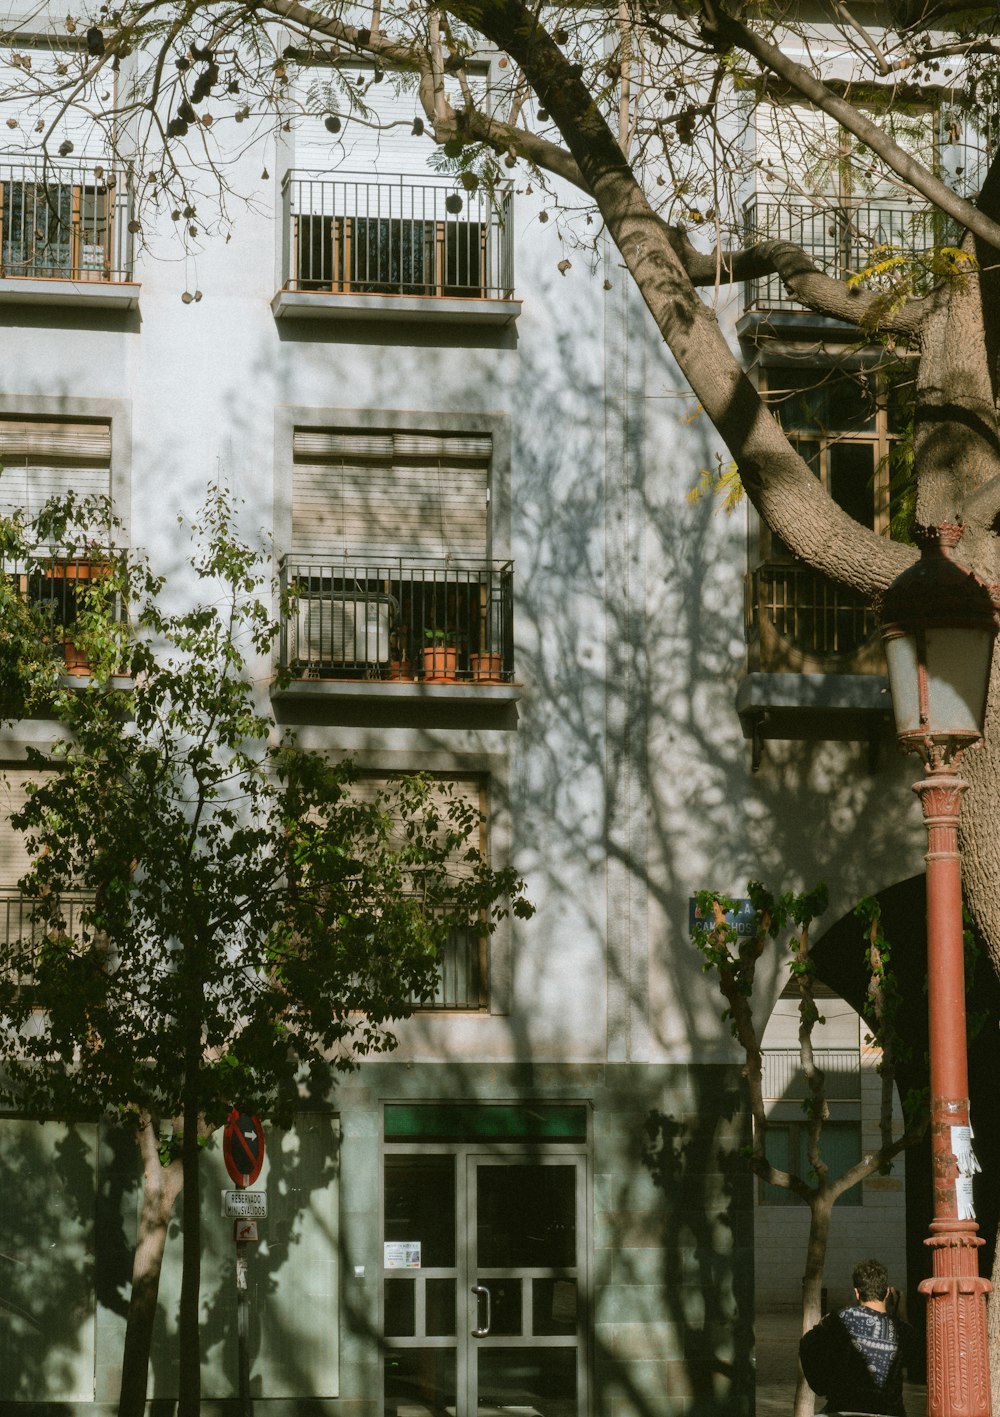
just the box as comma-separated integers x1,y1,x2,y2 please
118,1118,184,1417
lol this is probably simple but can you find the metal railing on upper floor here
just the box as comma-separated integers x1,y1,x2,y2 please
0,155,135,283
742,194,959,314
279,171,516,301
278,556,514,683
1,548,126,677
747,560,878,669
0,891,95,987
763,1048,862,1102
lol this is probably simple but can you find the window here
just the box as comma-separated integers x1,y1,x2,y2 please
746,365,912,672
0,416,111,517
0,44,133,288
348,774,490,1010
0,416,117,675
276,65,516,309
758,1120,862,1206
283,428,513,684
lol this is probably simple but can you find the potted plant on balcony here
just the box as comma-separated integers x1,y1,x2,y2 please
422,627,459,681
48,553,111,677
468,649,504,682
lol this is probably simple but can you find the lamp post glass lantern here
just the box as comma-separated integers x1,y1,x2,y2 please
879,523,996,1417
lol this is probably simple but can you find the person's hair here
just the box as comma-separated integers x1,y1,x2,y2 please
853,1258,890,1302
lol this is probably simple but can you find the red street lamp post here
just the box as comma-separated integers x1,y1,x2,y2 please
880,523,996,1417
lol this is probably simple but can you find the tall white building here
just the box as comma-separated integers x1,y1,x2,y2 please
0,8,972,1414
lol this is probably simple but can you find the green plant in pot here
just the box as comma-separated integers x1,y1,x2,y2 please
422,626,458,681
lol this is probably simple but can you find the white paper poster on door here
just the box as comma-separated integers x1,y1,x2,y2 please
384,1240,421,1268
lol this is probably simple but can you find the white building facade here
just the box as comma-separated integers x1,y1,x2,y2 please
0,8,957,1414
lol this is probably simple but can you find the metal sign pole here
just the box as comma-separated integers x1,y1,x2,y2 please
236,1173,253,1417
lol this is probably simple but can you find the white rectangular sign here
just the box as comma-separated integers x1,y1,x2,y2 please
222,1189,268,1219
384,1241,421,1269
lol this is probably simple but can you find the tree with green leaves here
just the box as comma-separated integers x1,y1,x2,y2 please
0,488,532,1417
692,882,926,1417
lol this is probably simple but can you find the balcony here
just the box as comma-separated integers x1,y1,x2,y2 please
412,918,486,1011
0,891,94,988
0,156,139,310
276,556,517,708
272,172,521,325
762,1048,860,1103
740,194,952,326
747,560,881,674
739,561,890,767
3,548,125,679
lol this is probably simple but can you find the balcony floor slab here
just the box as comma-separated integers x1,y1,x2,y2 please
273,677,522,706
271,288,521,325
0,276,140,310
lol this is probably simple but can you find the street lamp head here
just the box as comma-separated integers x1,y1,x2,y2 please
879,523,998,769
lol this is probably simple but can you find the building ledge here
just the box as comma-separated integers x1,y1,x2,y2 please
271,288,522,326
737,308,872,351
273,677,522,707
0,276,141,311
736,672,891,770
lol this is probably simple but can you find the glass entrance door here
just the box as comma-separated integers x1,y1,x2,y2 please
383,1150,586,1417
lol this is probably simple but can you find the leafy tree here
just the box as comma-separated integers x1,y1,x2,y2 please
0,489,531,1417
693,883,926,1417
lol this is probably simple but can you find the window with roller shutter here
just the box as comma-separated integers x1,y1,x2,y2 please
0,415,121,677
282,428,514,685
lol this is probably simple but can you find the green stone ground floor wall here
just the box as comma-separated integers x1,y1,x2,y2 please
0,1062,753,1417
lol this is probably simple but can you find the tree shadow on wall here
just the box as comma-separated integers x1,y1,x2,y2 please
0,1119,97,1406
635,1075,755,1417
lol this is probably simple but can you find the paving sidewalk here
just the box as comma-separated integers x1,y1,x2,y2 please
755,1309,928,1417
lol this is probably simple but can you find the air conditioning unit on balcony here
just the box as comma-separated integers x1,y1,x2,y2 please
294,592,394,667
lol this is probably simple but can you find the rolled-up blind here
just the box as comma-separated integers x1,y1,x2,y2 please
0,417,111,521
292,428,490,561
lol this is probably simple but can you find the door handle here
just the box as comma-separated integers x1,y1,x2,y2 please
471,1284,491,1337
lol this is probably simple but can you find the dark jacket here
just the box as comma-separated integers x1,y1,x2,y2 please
799,1304,916,1416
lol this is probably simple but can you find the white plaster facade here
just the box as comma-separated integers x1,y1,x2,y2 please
0,6,951,1413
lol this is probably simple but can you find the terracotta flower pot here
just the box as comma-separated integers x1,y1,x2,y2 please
423,645,459,681
469,652,504,682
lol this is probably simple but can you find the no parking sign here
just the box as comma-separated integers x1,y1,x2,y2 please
223,1109,265,1187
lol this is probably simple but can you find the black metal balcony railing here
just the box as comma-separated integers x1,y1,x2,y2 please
0,155,134,283
279,557,514,683
742,195,958,313
0,892,94,986
2,549,125,676
0,887,484,1008
748,562,877,663
280,172,515,300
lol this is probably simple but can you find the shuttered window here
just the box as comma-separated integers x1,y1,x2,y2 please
0,770,38,885
292,429,490,562
0,45,110,155
292,64,487,179
0,417,112,522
